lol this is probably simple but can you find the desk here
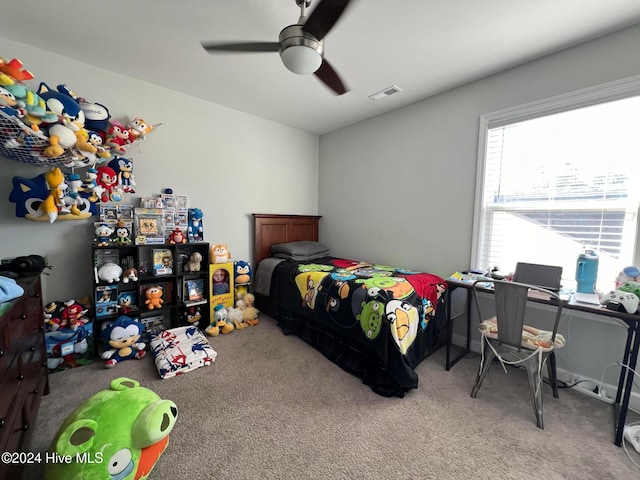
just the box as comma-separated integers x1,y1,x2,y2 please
445,278,640,447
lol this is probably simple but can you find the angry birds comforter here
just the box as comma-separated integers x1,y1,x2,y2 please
272,257,447,397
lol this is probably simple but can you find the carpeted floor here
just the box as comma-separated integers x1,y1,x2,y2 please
22,314,640,479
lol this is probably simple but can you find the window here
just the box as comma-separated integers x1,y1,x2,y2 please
472,77,640,291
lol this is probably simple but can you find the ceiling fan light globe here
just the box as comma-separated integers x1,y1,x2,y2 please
280,45,322,75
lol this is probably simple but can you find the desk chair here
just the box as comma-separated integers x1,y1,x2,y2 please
470,280,566,429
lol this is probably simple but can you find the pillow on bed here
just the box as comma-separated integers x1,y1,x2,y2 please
271,241,331,261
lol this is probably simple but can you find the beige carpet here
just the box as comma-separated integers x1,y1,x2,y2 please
22,314,640,479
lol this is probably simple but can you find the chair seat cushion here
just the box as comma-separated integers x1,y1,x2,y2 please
479,317,566,351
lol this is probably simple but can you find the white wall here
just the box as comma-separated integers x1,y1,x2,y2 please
0,39,319,302
318,25,640,403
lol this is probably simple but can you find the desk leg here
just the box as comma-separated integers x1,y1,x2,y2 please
613,321,640,446
445,285,471,371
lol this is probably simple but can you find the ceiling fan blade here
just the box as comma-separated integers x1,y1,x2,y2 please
201,41,280,53
303,0,352,40
314,58,348,95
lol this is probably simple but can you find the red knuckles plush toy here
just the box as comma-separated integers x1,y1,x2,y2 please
96,166,118,202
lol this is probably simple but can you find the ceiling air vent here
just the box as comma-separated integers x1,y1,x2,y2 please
368,85,403,101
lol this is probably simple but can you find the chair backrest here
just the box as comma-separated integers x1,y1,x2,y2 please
472,280,563,349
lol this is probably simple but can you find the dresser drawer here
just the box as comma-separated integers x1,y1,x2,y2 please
0,274,47,478
1,397,30,454
0,358,21,441
20,334,47,392
1,297,31,348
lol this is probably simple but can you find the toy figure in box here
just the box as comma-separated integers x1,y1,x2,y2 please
44,377,177,480
187,208,204,242
212,268,230,295
100,316,146,368
205,304,234,336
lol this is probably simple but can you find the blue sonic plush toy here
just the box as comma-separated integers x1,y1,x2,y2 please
187,208,204,242
100,316,146,368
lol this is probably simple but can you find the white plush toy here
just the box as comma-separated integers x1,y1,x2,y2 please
226,306,247,330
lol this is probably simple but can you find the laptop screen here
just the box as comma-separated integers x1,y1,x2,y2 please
513,262,563,292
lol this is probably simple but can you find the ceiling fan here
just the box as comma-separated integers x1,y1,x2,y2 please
201,0,352,95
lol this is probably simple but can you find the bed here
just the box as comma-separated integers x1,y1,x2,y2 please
252,214,447,397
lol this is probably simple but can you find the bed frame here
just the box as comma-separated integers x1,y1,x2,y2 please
252,213,322,266
252,213,322,315
251,213,447,397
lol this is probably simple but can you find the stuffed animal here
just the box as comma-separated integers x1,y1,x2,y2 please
100,316,146,368
30,167,67,224
128,116,156,142
211,243,231,263
168,227,187,244
44,377,177,480
227,306,247,330
242,293,259,326
234,260,252,284
205,304,234,336
184,251,202,272
38,82,97,158
109,157,136,193
187,208,204,242
145,286,164,310
96,165,119,202
180,305,202,327
105,120,131,153
94,222,114,246
122,267,139,283
98,262,122,283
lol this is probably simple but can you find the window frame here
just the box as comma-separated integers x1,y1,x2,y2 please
471,74,640,272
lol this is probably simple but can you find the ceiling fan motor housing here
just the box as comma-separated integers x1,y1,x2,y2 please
279,24,324,74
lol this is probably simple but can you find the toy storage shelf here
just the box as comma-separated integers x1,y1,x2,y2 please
91,242,210,356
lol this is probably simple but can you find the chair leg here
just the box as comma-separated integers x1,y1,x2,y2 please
471,348,496,398
524,356,545,429
547,351,559,399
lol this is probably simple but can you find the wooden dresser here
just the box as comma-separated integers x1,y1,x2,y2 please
0,275,49,477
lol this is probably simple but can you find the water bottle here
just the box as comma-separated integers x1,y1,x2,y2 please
575,249,599,293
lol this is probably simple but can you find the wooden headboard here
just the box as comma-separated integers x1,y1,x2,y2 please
252,214,322,267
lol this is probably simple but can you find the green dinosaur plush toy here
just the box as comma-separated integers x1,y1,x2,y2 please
44,377,177,480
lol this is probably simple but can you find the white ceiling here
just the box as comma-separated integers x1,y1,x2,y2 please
1,0,640,135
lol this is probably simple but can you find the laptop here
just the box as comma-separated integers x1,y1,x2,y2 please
513,262,563,292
